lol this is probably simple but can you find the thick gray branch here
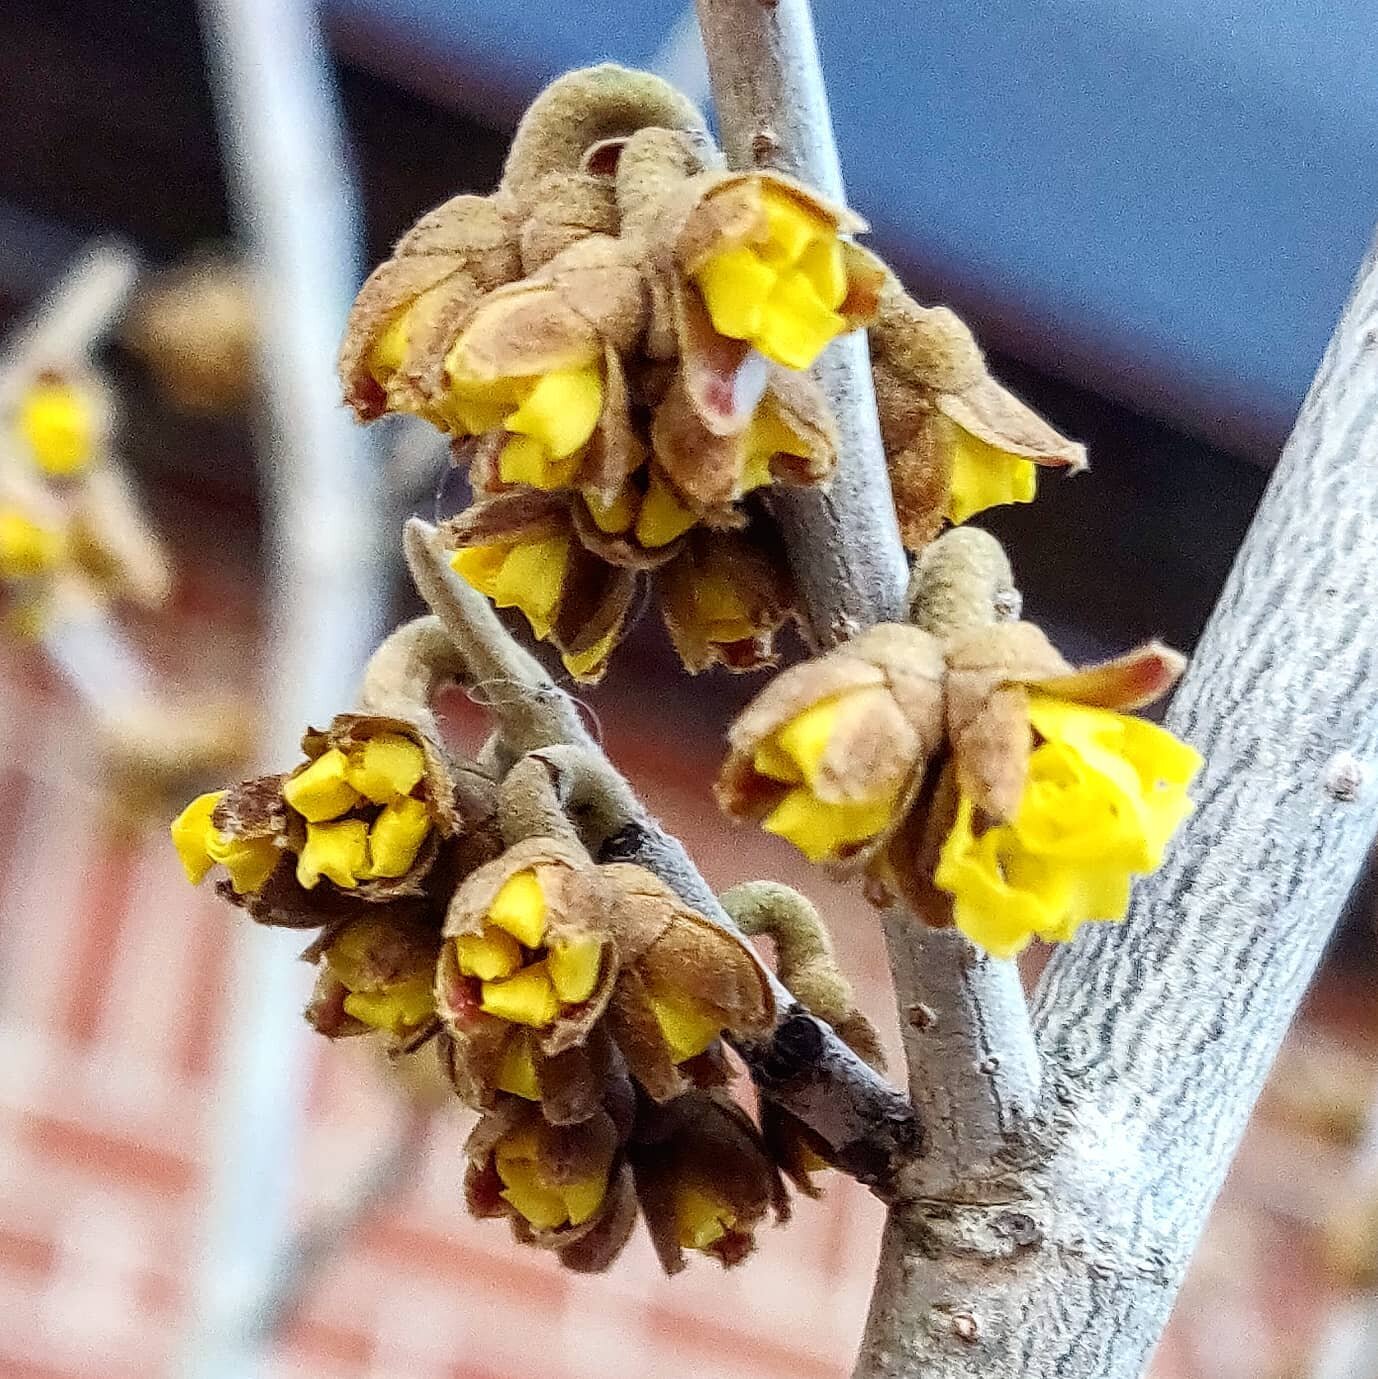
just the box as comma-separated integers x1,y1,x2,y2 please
693,0,1039,1181
856,233,1378,1377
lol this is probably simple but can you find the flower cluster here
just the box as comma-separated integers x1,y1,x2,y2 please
171,708,805,1271
0,370,172,635
719,599,1201,958
441,838,791,1269
338,66,891,681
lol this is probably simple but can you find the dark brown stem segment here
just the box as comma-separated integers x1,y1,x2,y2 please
402,519,920,1194
693,0,1039,1186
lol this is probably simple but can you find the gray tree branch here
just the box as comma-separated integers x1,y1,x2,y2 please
692,0,1040,1193
694,4,1378,1377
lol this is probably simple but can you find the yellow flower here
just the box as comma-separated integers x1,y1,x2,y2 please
946,425,1037,525
450,536,569,641
18,379,96,477
692,186,849,370
281,732,433,890
170,790,279,894
444,347,604,491
173,728,437,899
674,1184,739,1253
754,690,905,863
934,696,1201,957
0,507,64,580
494,1123,609,1230
323,919,436,1037
456,868,605,1029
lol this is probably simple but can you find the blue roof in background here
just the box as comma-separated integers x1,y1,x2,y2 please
328,0,1378,456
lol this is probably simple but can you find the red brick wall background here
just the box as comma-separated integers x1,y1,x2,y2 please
0,561,1371,1379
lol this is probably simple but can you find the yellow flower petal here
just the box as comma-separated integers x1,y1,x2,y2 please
495,1031,542,1100
367,311,410,387
19,381,95,476
496,1144,605,1229
491,537,570,641
799,236,847,309
480,961,560,1027
761,788,895,864
583,486,637,535
505,365,603,461
170,790,224,885
561,626,620,681
752,738,803,784
362,796,431,879
296,819,368,890
685,572,756,646
0,508,64,580
947,428,1038,525
449,544,506,594
497,434,580,490
760,191,823,266
205,830,280,895
755,270,845,371
767,688,889,792
739,408,807,496
497,1159,570,1231
635,473,697,549
649,985,722,1063
695,246,775,339
548,936,601,1004
452,539,570,643
444,373,522,435
675,1185,736,1251
345,734,425,804
283,748,360,822
561,1172,607,1227
454,927,524,981
487,870,547,948
343,975,434,1035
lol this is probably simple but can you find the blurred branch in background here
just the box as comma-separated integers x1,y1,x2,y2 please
180,0,389,1376
0,244,247,803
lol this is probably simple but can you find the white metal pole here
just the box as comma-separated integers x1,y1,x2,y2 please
183,1,388,1375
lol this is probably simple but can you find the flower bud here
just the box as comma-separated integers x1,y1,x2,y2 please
303,915,440,1049
171,714,495,929
718,625,945,867
869,276,1086,548
339,193,520,422
675,173,882,372
631,1090,788,1272
598,863,775,1101
437,838,618,1118
465,1096,632,1254
444,490,637,683
659,528,793,674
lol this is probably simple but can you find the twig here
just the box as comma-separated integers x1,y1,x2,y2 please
0,242,139,408
249,1099,433,1343
692,0,1040,1185
403,518,920,1192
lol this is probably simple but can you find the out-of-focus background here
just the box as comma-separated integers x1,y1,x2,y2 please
0,2,1377,1377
